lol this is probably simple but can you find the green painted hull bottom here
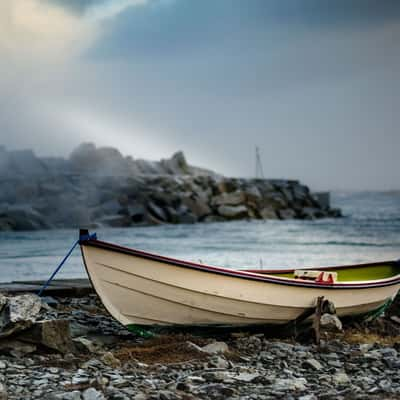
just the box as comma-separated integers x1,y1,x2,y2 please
126,324,155,338
360,297,393,322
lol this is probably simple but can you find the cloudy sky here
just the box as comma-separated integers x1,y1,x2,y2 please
0,0,399,190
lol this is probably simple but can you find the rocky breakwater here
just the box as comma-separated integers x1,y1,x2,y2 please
0,292,399,399
0,143,341,231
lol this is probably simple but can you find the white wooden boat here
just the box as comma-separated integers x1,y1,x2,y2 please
79,230,400,329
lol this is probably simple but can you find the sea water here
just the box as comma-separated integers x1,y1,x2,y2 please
0,191,399,282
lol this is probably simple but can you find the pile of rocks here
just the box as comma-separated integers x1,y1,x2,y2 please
0,293,399,399
0,143,341,231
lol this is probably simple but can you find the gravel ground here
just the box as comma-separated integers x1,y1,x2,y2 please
0,293,399,400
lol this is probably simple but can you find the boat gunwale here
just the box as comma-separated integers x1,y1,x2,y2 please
80,237,400,290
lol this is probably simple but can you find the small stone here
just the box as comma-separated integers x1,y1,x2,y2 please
33,379,48,386
185,376,206,385
303,358,323,371
73,337,98,353
390,315,400,324
273,378,307,391
0,340,37,357
298,395,317,400
327,360,342,368
233,372,260,382
333,372,351,385
41,297,59,307
201,341,229,354
101,352,121,368
203,371,230,383
379,348,397,358
320,313,343,332
359,343,374,353
379,379,392,391
82,388,105,400
208,356,230,369
0,360,6,369
185,341,203,352
56,391,81,400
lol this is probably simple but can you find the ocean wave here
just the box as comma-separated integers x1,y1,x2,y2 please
294,241,400,247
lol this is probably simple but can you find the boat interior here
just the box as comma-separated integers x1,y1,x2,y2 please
244,262,400,282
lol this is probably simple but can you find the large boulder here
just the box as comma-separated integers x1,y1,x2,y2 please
0,205,49,231
161,151,190,175
217,205,248,219
69,143,130,176
278,208,297,220
259,206,278,220
0,294,42,339
18,320,74,354
211,191,246,207
182,195,211,219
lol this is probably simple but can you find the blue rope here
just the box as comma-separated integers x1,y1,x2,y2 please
38,233,97,297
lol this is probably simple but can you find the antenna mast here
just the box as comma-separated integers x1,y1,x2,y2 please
255,146,264,179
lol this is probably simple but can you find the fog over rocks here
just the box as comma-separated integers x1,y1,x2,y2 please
0,143,341,231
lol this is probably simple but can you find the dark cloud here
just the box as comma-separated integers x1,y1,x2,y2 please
90,0,400,59
1,0,400,190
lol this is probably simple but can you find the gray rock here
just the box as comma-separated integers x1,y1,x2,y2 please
0,206,48,231
0,340,37,357
278,208,297,220
233,372,260,382
332,372,351,385
201,341,229,354
202,371,230,383
244,185,262,203
0,294,42,338
298,395,317,400
320,313,343,332
217,205,248,219
55,391,81,400
18,319,73,354
181,196,211,218
99,215,131,228
272,377,307,391
147,201,168,222
69,322,91,338
259,206,278,219
72,337,98,353
303,358,323,371
208,356,230,369
379,347,397,358
301,207,322,220
160,151,190,175
8,294,42,323
101,352,121,368
211,191,245,206
82,388,105,400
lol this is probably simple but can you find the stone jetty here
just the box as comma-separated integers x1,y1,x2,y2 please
0,143,341,231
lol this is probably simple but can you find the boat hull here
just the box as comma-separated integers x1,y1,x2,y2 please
81,243,400,327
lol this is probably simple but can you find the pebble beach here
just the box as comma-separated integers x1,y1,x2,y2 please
0,292,399,400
